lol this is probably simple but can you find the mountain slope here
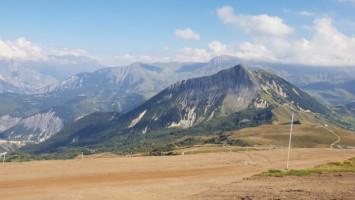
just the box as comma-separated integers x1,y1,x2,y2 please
301,79,355,106
0,60,57,93
6,56,352,149
22,65,329,154
0,62,208,146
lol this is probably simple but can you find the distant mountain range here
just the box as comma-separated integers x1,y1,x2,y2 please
1,56,355,152
0,56,104,94
301,79,355,106
21,65,330,154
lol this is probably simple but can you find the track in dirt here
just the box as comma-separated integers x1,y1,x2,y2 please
0,148,354,200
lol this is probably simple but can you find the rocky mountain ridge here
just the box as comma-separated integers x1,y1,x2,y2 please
1,56,355,152
0,110,63,142
22,65,328,154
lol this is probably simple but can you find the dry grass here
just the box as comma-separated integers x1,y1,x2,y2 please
229,122,355,148
255,157,355,177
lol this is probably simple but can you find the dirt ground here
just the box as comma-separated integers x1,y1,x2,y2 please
0,148,354,200
189,172,355,200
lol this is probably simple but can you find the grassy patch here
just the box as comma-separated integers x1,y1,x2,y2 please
255,157,355,177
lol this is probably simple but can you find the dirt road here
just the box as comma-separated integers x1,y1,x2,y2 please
328,128,341,148
0,148,354,200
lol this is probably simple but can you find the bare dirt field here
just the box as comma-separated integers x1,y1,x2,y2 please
0,148,354,200
190,172,355,200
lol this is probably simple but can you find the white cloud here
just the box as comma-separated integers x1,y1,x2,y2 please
175,47,211,62
235,42,280,62
163,16,355,66
113,54,136,64
298,11,314,16
208,41,228,55
291,17,355,66
0,37,87,61
217,6,294,37
174,28,200,41
112,17,355,67
228,17,355,66
215,6,355,66
0,37,44,61
112,46,213,65
111,53,172,66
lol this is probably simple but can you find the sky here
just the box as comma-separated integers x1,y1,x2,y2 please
1,0,355,67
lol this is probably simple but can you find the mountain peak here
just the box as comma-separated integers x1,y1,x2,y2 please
220,64,250,75
169,64,256,93
22,65,331,154
126,64,260,130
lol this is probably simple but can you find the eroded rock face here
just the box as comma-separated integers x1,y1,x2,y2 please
0,110,64,143
126,65,259,131
166,64,259,120
125,64,327,134
21,111,64,142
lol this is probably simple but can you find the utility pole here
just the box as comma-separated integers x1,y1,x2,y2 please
286,111,294,171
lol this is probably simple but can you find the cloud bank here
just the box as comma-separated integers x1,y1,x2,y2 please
0,37,87,61
115,15,355,67
2,7,355,68
174,28,200,41
217,6,294,37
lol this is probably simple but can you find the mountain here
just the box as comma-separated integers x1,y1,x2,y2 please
195,56,355,86
253,64,355,87
2,55,355,96
2,56,355,150
0,60,57,93
0,56,104,94
0,62,208,147
203,56,355,106
21,65,329,154
300,79,355,106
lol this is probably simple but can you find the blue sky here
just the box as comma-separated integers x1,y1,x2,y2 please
1,0,355,66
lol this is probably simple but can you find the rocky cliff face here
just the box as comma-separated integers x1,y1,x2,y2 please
20,111,64,142
118,65,259,134
124,64,326,133
0,110,64,143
